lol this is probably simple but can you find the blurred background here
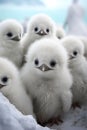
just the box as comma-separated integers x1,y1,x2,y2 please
0,0,87,25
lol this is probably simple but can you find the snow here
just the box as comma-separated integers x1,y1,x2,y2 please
0,93,51,130
0,93,87,130
50,106,87,130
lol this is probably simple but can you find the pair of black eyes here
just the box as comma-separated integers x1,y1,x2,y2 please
73,51,78,56
34,27,49,33
1,77,8,83
34,59,56,67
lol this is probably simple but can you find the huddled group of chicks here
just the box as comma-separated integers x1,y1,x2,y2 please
0,13,87,126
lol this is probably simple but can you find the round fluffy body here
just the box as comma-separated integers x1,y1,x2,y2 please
61,36,87,105
0,58,34,116
0,19,23,68
21,38,72,124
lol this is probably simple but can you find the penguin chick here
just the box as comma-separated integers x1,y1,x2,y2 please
56,25,66,40
0,58,34,116
21,38,72,125
21,13,56,55
0,19,24,68
61,36,87,106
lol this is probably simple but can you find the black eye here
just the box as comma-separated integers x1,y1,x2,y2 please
34,27,38,32
50,60,56,67
34,59,39,66
6,32,13,37
73,51,78,56
46,28,49,33
58,36,61,39
1,76,8,83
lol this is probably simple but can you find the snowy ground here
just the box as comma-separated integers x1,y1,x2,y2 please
49,106,87,130
0,92,87,130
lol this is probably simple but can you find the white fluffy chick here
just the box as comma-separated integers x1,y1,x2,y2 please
21,13,56,55
61,36,87,107
0,58,34,116
21,38,72,125
56,25,66,40
0,19,23,68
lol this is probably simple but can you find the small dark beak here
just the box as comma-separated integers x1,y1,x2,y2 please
69,55,75,60
0,84,6,89
37,29,47,36
11,36,21,41
37,64,53,72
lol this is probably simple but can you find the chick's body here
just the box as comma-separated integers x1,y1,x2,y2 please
69,56,87,104
0,58,34,116
61,36,87,105
21,38,72,124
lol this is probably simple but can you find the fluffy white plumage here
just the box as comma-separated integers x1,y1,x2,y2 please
61,36,87,105
21,14,56,55
78,36,87,59
56,25,66,40
0,58,34,116
21,38,72,124
0,19,23,68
